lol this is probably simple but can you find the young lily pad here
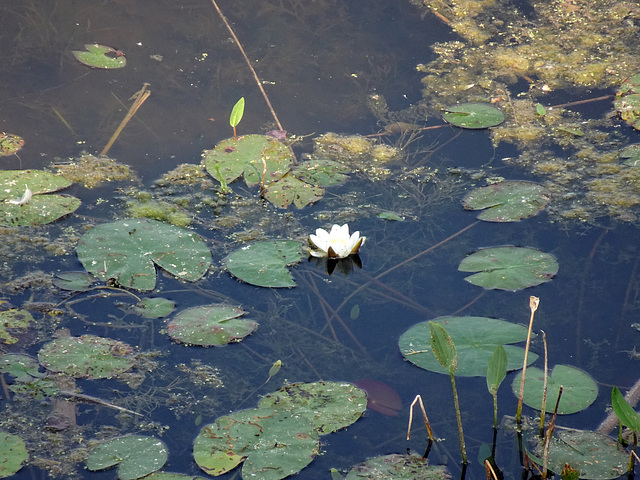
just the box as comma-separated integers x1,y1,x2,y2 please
0,309,34,345
38,335,135,379
345,454,450,480
167,305,257,346
73,43,126,69
193,407,319,479
76,218,211,291
0,431,28,478
462,181,551,222
398,316,538,377
511,365,598,414
225,240,304,288
263,174,324,209
615,73,640,130
258,381,367,434
458,246,559,291
87,435,167,480
133,297,176,319
443,103,505,129
0,133,24,156
0,170,81,227
52,271,95,291
527,430,628,480
620,144,640,166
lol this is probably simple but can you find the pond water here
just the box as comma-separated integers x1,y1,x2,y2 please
2,1,640,480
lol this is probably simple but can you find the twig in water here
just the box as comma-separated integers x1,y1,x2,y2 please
100,83,151,156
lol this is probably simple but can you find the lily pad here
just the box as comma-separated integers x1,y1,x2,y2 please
73,43,126,69
263,174,324,208
193,407,319,479
511,364,598,414
0,309,34,345
87,435,167,480
442,103,505,129
0,354,57,398
615,73,640,130
144,474,209,480
167,305,257,346
0,170,81,227
133,297,176,318
528,430,628,480
258,381,367,434
620,144,640,166
38,334,135,379
225,240,304,288
52,271,95,291
0,431,28,478
462,181,551,222
398,316,538,377
0,133,24,156
458,246,559,291
292,158,350,186
76,218,211,291
345,454,450,480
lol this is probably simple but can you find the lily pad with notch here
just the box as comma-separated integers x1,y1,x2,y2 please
345,454,450,480
86,435,167,480
0,431,28,478
0,170,81,227
76,218,211,291
167,305,257,346
462,181,551,222
262,174,324,209
133,297,176,319
443,103,505,129
398,316,538,377
225,240,304,288
73,43,126,69
458,246,559,291
0,133,24,156
291,158,350,187
52,271,95,291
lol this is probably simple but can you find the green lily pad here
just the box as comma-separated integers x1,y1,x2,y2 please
345,454,450,480
462,181,551,222
458,246,559,291
528,430,628,480
0,354,58,398
398,316,538,377
292,158,350,186
620,144,640,166
511,365,598,414
204,135,293,187
133,297,176,318
258,381,367,434
193,407,319,479
263,174,324,209
443,103,505,129
615,73,640,130
73,43,126,69
38,334,135,379
225,240,304,288
87,435,167,480
378,211,404,221
0,431,28,478
0,170,81,227
76,218,211,291
52,271,95,291
143,474,209,480
0,133,24,156
167,305,257,346
0,309,34,345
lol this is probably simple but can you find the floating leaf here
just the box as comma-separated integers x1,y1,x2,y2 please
193,407,319,479
76,218,211,291
462,181,551,222
458,246,559,291
611,386,640,432
0,133,24,156
73,43,126,69
87,435,167,480
528,430,628,480
292,158,350,186
511,365,598,414
345,454,450,480
0,309,33,345
0,354,44,382
167,305,257,346
557,126,584,136
38,335,135,379
353,379,402,416
535,103,546,116
378,211,404,221
399,316,538,377
620,144,640,166
263,174,324,208
258,381,367,434
229,97,245,128
0,431,28,478
0,170,80,227
442,103,505,129
143,474,209,480
226,240,304,288
429,322,458,373
133,298,176,318
52,271,95,291
615,73,640,130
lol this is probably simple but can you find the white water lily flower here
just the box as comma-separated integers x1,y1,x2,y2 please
308,224,366,258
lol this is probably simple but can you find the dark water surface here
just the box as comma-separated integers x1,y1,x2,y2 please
1,1,639,480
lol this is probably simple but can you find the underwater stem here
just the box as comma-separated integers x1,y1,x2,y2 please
450,371,467,464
